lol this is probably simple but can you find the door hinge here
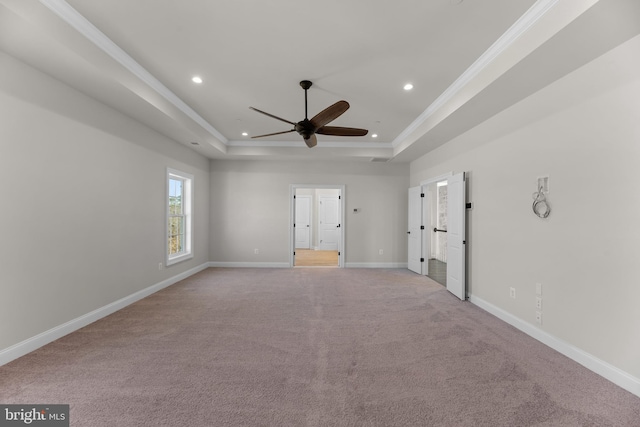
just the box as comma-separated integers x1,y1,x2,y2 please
421,193,425,197
294,223,296,227
293,195,296,199
420,225,425,230
293,251,296,256
420,258,425,262
339,195,341,200
463,240,466,245
338,251,341,256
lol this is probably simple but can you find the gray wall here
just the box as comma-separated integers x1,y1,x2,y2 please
209,160,409,266
0,52,210,352
410,35,640,379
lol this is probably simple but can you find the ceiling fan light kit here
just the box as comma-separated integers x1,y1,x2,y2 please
249,80,368,148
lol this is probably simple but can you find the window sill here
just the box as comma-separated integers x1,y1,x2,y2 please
166,253,193,266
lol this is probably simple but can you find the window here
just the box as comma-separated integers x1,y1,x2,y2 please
167,168,193,265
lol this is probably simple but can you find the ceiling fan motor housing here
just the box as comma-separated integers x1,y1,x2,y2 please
295,118,315,139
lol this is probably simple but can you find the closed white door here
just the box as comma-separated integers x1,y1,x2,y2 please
318,195,340,250
446,172,466,300
407,186,423,274
295,196,311,249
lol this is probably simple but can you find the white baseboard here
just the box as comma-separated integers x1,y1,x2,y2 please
469,294,640,399
209,262,409,269
209,261,290,268
345,262,408,268
0,262,210,367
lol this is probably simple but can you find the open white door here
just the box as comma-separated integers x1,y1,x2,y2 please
408,186,423,274
318,195,341,250
446,172,466,300
295,196,311,249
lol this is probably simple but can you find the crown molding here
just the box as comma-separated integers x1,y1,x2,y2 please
38,0,228,145
392,0,560,147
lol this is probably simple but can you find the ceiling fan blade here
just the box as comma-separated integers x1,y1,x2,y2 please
249,107,296,125
316,126,369,137
251,129,295,139
304,134,317,148
310,100,349,129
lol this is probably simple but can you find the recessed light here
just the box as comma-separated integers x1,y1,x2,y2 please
403,83,414,91
242,132,248,136
372,134,378,138
191,76,203,84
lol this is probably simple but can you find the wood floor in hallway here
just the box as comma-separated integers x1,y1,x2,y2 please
295,249,338,267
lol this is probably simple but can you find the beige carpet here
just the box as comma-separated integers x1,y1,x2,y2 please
1,268,638,426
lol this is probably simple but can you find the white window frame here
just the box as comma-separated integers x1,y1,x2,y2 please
166,168,194,266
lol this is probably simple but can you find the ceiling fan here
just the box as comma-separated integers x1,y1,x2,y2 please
249,80,368,148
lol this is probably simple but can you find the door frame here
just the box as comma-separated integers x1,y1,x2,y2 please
419,172,453,276
290,184,345,268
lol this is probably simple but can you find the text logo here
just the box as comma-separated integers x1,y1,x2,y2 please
1,405,69,427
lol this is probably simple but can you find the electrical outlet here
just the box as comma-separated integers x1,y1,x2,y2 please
254,249,259,254
535,311,542,324
536,296,543,310
536,283,542,295
379,249,383,255
510,287,516,299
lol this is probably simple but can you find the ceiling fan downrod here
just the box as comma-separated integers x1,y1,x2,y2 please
300,80,312,119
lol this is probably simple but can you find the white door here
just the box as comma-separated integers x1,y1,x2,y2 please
295,196,311,249
407,186,423,274
318,195,340,250
446,172,466,300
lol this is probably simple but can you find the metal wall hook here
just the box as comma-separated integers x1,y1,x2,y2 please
532,186,550,218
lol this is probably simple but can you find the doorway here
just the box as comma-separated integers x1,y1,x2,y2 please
427,180,448,286
407,172,466,300
291,185,345,267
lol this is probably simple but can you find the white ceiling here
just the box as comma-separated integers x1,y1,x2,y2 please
1,0,639,162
